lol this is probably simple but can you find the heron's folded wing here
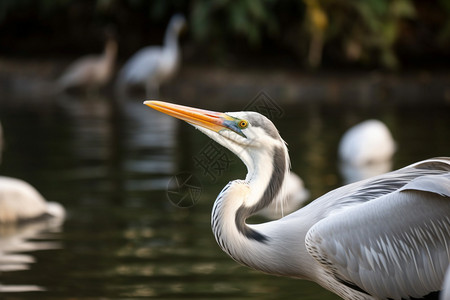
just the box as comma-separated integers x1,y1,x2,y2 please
305,173,450,300
399,173,450,197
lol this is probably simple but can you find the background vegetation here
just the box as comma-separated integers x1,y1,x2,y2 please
0,0,449,70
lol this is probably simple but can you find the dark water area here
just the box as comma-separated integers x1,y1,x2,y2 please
0,82,449,299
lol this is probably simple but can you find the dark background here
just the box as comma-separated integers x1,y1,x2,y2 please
1,0,449,70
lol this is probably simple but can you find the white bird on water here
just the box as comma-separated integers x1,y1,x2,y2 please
339,119,396,166
0,122,65,224
0,176,65,224
117,14,186,97
57,36,117,93
144,101,449,300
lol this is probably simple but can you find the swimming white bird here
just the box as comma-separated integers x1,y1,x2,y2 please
0,176,65,224
338,119,396,166
257,172,309,219
144,101,449,300
117,14,186,97
57,36,117,93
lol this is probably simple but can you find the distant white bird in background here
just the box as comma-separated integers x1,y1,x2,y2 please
257,172,309,219
0,121,65,224
116,14,186,97
56,36,117,93
0,176,65,224
338,120,396,184
338,119,396,166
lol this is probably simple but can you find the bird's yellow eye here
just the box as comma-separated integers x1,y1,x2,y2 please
238,120,248,129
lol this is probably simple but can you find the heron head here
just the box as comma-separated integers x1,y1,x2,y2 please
169,14,187,34
144,101,287,169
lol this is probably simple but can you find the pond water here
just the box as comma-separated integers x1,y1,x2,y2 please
0,89,449,300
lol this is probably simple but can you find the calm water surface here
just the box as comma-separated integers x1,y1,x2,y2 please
0,91,449,299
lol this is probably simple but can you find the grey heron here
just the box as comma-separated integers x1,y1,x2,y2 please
144,101,449,300
56,36,117,93
117,14,186,97
338,119,396,166
0,176,65,224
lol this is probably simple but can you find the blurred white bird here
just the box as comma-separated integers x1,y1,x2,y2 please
0,120,65,224
257,172,309,219
338,119,396,184
0,176,65,224
116,14,186,97
57,36,117,93
338,119,396,166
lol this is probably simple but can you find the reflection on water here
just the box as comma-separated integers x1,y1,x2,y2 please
0,217,64,292
121,100,177,191
0,90,449,299
0,284,44,293
57,96,177,192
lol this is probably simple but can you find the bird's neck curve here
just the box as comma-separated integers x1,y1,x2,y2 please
163,25,180,53
103,39,117,65
211,143,289,271
242,144,288,213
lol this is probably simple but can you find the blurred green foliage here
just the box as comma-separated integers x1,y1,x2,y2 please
0,0,449,69
316,0,416,69
191,0,279,45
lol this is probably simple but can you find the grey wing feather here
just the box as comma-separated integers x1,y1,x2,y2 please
442,266,450,300
399,173,450,197
306,159,450,300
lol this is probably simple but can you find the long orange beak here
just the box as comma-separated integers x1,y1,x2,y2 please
144,100,231,133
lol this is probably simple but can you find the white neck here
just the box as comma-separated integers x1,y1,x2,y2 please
212,180,269,270
164,24,180,52
242,144,279,207
103,39,117,65
211,142,292,274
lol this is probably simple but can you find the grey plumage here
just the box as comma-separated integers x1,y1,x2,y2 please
305,159,450,299
144,101,450,300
